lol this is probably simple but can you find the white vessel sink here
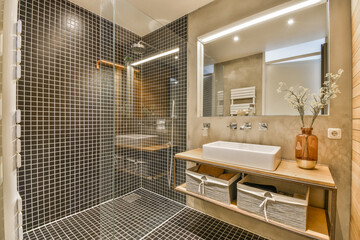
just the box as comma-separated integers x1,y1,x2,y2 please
116,134,159,147
203,141,281,171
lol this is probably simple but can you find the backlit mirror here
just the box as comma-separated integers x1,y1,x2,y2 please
197,0,329,117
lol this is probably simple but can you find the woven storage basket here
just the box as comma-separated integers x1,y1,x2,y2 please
186,165,241,204
237,175,309,230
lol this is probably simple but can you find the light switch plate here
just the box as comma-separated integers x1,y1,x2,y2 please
328,128,341,139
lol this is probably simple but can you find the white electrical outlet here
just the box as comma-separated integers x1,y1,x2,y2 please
328,128,341,139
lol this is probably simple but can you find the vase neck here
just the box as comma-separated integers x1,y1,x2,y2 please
301,128,313,135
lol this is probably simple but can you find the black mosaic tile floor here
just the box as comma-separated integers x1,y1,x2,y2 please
24,189,267,240
143,207,268,240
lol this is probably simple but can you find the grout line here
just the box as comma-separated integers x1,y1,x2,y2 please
139,207,187,240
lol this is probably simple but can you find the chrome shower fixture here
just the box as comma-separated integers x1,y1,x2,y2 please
131,40,158,54
131,41,146,54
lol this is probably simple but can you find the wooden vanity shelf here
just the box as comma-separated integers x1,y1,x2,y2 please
173,148,337,240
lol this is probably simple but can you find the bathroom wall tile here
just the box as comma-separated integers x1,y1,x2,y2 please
17,0,142,231
140,16,187,203
23,189,185,240
18,0,188,232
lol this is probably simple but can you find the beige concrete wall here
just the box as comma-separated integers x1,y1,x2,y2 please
221,53,263,116
264,59,321,115
187,0,352,239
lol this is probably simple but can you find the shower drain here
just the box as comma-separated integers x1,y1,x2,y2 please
122,193,142,203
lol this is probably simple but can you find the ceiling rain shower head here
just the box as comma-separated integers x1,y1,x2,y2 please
131,41,146,54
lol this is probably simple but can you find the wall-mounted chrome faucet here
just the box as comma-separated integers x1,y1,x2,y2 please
258,123,268,131
203,123,211,129
202,123,211,137
239,122,252,130
227,122,237,130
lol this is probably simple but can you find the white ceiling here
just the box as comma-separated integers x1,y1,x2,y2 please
204,3,328,64
68,0,213,36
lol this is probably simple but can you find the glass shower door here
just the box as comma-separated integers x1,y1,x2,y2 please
99,0,117,239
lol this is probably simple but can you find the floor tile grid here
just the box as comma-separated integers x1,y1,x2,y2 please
23,189,185,240
26,203,131,240
112,189,185,239
187,206,268,240
24,189,268,240
23,187,144,239
23,195,115,239
142,207,268,240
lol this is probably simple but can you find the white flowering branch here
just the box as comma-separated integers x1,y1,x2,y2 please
277,83,309,127
309,69,343,128
277,69,343,128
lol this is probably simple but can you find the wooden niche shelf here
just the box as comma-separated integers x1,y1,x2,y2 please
96,60,140,75
116,143,174,151
173,148,337,240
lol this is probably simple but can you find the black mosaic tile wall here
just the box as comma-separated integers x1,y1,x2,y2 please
140,16,187,203
17,0,142,231
17,0,188,233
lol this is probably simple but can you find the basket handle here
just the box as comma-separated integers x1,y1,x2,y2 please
198,176,207,195
259,192,275,222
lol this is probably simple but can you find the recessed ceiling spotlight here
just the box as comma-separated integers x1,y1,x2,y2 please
174,55,179,59
288,18,294,25
233,36,239,42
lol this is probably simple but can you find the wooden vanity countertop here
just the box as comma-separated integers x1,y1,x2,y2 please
175,148,336,188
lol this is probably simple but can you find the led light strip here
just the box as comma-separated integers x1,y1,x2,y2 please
131,48,179,66
199,0,325,44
